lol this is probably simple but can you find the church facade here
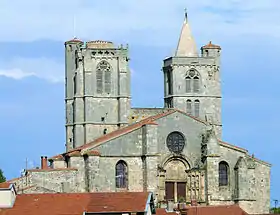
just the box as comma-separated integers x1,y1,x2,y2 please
6,12,270,214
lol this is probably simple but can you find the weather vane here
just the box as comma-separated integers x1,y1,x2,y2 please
184,8,188,19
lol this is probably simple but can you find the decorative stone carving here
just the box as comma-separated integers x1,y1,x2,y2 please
185,169,205,202
246,157,256,169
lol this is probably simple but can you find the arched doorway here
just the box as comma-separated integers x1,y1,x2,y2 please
160,158,190,203
157,157,206,204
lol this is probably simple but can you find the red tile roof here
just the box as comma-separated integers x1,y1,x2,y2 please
0,192,150,215
0,182,11,189
202,41,221,49
65,37,83,44
49,149,100,161
156,208,177,215
181,204,247,215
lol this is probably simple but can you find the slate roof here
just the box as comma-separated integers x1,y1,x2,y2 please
0,192,150,215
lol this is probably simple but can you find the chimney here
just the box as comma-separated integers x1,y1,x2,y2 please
40,156,48,169
0,183,16,208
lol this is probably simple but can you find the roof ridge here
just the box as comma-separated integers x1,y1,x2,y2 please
79,109,176,151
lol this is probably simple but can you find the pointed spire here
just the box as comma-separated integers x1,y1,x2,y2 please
175,10,198,57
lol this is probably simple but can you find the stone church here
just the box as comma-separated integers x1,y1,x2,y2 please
6,12,270,214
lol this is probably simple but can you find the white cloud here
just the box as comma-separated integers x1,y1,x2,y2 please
0,58,64,82
0,69,34,80
0,0,279,45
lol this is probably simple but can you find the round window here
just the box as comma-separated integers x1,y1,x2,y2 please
166,132,185,154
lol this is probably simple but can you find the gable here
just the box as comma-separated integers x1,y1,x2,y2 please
80,109,208,153
93,127,143,156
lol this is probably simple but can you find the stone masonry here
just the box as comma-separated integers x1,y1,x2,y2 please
5,11,271,215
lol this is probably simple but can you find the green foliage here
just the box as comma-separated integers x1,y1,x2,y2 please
0,169,6,183
270,207,280,214
178,196,186,203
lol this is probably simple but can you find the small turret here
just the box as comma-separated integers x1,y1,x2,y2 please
64,37,83,46
201,41,221,58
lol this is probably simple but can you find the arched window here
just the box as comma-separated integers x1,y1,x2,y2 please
186,100,192,114
219,161,229,186
186,77,191,93
194,100,200,117
193,77,200,92
96,70,103,94
166,132,186,154
185,69,200,93
166,71,172,95
116,160,128,189
73,73,77,95
75,50,78,69
96,61,111,94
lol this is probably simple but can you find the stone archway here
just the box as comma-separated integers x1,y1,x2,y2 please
158,157,190,203
157,156,206,204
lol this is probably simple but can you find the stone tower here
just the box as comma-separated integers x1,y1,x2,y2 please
162,12,222,138
65,39,131,151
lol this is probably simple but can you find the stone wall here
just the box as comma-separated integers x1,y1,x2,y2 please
237,160,270,214
128,108,169,124
28,169,78,193
206,144,247,203
91,157,144,192
7,110,270,215
65,41,131,150
163,55,222,139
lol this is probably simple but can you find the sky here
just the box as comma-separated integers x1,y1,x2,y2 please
0,0,279,204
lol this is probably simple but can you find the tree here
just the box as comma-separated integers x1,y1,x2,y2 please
0,169,6,183
270,207,280,214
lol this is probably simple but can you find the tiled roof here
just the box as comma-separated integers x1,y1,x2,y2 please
65,37,83,44
182,204,247,215
49,149,100,161
156,208,178,215
201,41,221,49
0,192,150,215
0,182,11,189
49,154,64,161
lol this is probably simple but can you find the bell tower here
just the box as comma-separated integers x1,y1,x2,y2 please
65,39,131,151
162,12,222,138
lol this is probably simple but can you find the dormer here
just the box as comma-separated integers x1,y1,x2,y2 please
0,183,17,208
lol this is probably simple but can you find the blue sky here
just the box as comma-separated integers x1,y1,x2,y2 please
0,0,279,204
